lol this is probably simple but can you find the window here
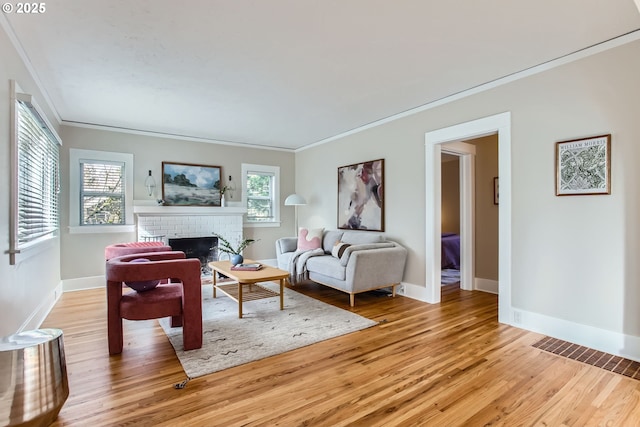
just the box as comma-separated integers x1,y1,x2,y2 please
80,160,125,225
8,82,62,264
69,149,134,233
241,163,280,226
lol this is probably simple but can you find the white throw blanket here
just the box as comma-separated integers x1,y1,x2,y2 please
288,248,324,284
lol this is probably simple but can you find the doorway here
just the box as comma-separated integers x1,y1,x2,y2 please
424,112,512,324
440,142,476,292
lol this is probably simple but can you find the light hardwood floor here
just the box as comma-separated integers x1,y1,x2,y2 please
43,282,640,426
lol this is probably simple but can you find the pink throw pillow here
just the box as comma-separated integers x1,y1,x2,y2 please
297,228,324,251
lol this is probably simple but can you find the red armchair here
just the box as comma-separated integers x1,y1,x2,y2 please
105,241,172,260
106,251,203,355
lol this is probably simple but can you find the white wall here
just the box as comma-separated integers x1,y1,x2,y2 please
3,11,640,361
295,39,640,358
471,135,498,281
60,126,295,281
440,158,460,234
1,16,295,332
0,23,62,336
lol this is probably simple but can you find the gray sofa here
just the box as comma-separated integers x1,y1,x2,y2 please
275,229,407,306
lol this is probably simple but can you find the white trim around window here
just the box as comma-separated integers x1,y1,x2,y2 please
69,149,135,234
241,163,281,227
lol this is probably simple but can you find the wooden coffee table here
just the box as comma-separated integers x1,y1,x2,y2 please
208,260,289,318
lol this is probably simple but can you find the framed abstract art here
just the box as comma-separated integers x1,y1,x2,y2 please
337,158,384,231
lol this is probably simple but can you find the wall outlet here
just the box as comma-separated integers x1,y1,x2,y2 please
513,310,522,324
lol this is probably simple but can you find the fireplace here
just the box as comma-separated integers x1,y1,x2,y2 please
133,204,247,277
168,236,218,276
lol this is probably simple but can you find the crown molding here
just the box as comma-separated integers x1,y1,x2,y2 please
298,29,640,153
0,13,62,125
62,121,295,152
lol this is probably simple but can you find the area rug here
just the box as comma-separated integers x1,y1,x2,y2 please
441,268,461,285
159,283,377,378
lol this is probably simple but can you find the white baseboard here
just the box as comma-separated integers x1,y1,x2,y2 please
59,263,281,293
20,282,63,332
398,280,640,361
399,277,499,300
62,260,278,293
396,282,430,302
509,307,640,362
60,273,640,362
475,278,499,294
63,275,105,292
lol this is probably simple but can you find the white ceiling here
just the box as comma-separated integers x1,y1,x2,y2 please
4,1,640,150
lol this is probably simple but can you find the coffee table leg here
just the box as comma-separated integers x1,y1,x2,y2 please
238,281,243,318
213,272,217,298
279,278,284,310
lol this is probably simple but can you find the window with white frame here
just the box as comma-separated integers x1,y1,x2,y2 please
80,160,125,225
69,149,134,233
10,88,61,264
242,163,280,226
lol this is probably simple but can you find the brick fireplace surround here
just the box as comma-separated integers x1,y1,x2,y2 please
61,203,248,292
133,203,247,254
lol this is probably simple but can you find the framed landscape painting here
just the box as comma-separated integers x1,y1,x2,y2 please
162,162,222,206
555,134,611,196
338,158,384,231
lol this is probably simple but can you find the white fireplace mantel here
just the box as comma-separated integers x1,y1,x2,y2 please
133,201,247,217
133,200,246,245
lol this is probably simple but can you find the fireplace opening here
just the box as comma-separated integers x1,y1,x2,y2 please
168,236,218,276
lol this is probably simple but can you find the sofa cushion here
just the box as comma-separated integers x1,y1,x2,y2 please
298,227,324,251
339,242,395,266
341,231,384,245
306,256,346,281
331,241,351,259
323,230,344,253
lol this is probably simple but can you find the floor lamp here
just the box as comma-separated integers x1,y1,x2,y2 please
284,194,307,236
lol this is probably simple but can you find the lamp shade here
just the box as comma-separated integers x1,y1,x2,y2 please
284,194,307,206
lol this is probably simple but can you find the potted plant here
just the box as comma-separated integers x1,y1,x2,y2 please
213,233,259,265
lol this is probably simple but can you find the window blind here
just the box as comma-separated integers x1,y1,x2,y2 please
16,100,60,244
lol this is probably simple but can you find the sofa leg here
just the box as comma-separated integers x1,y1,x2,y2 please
350,294,355,307
391,284,397,297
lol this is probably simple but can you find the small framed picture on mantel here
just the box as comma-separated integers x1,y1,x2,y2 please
555,134,611,196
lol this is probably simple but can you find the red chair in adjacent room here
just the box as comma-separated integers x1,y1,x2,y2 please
106,251,203,355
